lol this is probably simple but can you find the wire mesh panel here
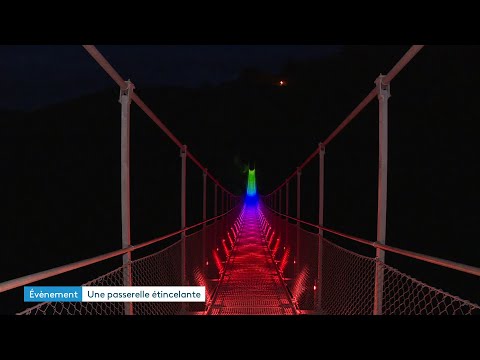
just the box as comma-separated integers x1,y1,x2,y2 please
205,221,221,279
18,265,127,315
283,221,297,279
132,241,182,315
291,227,319,310
186,229,208,312
19,242,183,315
320,238,376,314
380,262,480,315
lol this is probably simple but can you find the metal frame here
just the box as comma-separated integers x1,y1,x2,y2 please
296,168,301,275
373,75,390,315
119,80,134,315
203,170,208,273
317,143,325,312
180,145,187,291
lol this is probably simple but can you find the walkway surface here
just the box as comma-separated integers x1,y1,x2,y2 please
209,206,297,315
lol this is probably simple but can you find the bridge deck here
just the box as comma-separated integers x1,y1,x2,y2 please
209,207,296,315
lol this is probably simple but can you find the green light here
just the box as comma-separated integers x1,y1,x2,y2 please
247,169,257,196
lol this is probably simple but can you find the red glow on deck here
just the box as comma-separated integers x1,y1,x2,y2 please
263,222,269,233
268,231,276,248
228,232,235,248
222,239,231,257
291,266,308,302
279,246,290,274
213,248,223,274
265,226,271,239
272,237,281,258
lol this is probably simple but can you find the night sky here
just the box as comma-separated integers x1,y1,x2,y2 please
1,45,341,110
1,45,479,314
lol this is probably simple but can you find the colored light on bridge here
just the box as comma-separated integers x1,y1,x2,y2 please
246,169,257,197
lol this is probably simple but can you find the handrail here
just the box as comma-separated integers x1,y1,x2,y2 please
0,206,239,294
383,45,424,84
82,45,234,197
267,207,376,247
267,45,424,196
264,206,480,277
322,88,377,147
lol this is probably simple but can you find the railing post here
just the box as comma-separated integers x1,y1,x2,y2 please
317,143,325,312
286,181,289,217
120,80,134,316
221,188,225,243
374,74,390,315
279,187,283,244
296,168,301,276
285,181,289,275
214,184,218,217
213,183,218,277
180,144,187,313
279,187,282,214
274,191,277,238
221,189,225,214
203,170,207,275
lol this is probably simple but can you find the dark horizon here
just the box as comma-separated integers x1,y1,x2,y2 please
1,45,342,111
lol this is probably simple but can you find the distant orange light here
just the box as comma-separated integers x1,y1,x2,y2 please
279,80,285,86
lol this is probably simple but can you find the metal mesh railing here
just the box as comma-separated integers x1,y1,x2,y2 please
132,241,182,315
261,206,480,315
18,241,182,315
18,266,127,315
320,239,375,314
291,227,318,310
18,208,241,315
380,262,480,315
